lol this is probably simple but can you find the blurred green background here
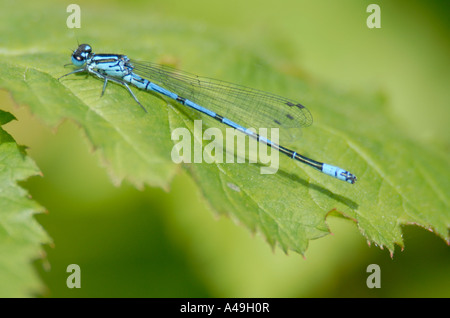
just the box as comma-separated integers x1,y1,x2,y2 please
1,0,449,297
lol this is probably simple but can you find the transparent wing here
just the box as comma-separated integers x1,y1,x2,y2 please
130,60,313,133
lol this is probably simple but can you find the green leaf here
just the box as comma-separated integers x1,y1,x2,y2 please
0,1,448,256
0,110,51,297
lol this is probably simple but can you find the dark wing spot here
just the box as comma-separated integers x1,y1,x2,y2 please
296,103,305,109
286,101,295,107
274,119,281,125
286,114,294,120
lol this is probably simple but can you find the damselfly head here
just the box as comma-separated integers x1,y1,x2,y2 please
71,43,92,67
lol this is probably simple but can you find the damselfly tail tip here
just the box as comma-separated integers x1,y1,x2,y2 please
347,173,357,184
322,163,357,184
339,170,357,184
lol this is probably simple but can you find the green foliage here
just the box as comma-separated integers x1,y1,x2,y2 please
0,2,448,297
0,110,51,297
